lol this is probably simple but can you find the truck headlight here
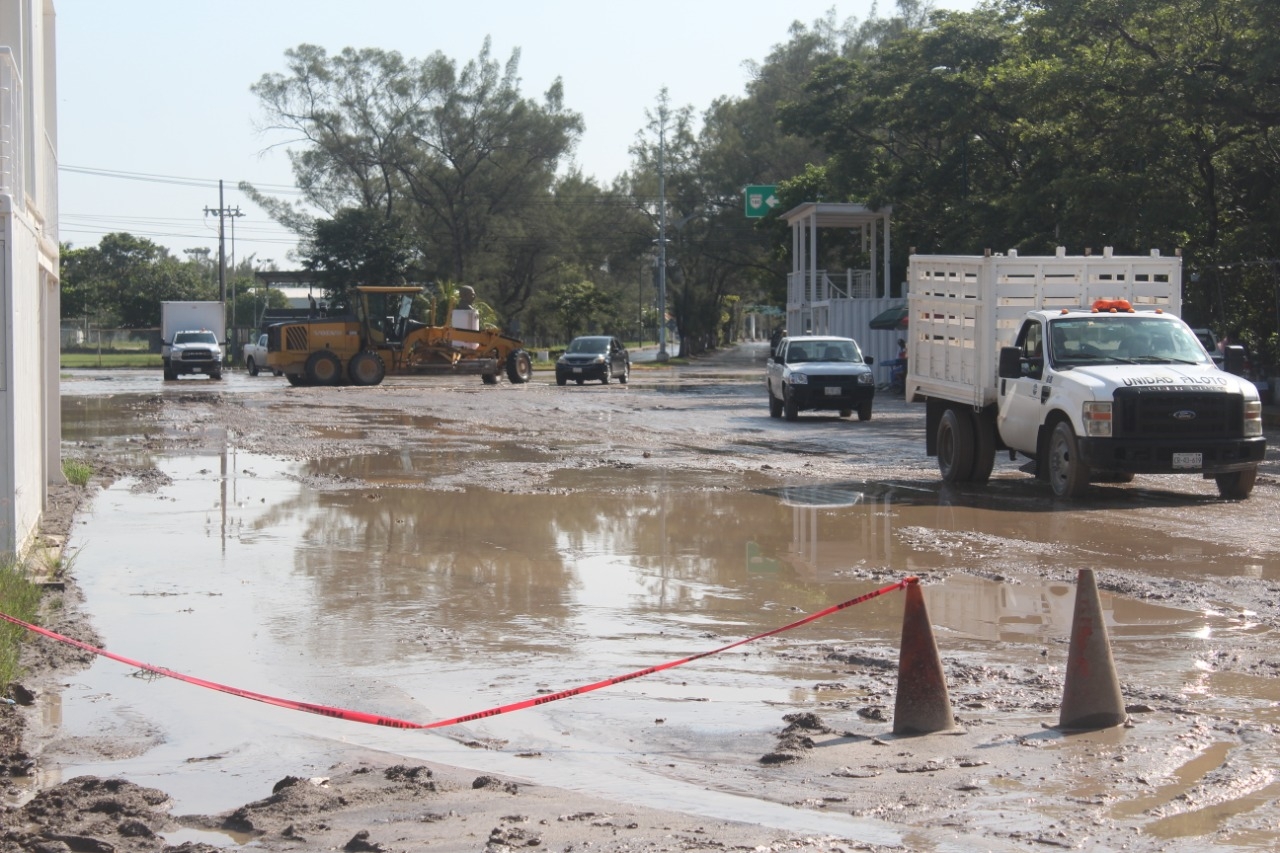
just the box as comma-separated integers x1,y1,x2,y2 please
1083,401,1112,437
790,373,808,384
858,373,875,385
1244,400,1262,437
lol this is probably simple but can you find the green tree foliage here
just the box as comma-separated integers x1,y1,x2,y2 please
60,234,212,328
249,40,585,319
304,206,417,294
780,0,1280,366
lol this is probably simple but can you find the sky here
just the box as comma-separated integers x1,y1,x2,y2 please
55,0,978,269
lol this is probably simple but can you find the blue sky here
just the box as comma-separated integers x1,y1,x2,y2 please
55,0,977,267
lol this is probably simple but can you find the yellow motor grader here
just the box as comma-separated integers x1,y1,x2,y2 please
264,285,532,387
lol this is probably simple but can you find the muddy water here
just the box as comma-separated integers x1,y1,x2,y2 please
52,390,1280,845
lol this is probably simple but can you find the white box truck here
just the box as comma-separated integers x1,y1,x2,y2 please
160,301,225,381
906,247,1265,499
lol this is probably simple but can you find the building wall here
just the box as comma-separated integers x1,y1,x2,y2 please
0,0,59,556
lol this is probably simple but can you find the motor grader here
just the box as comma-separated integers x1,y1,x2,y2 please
264,285,533,387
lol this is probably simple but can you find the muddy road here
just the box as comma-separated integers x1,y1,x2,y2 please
36,342,1280,851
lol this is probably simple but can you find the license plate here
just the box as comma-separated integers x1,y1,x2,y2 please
572,367,583,374
824,386,841,396
1172,452,1202,469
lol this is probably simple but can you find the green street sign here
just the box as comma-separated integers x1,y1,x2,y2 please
744,184,779,218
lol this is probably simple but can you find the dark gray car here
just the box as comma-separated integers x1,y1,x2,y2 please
556,336,630,385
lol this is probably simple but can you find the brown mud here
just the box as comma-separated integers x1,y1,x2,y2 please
4,343,1280,852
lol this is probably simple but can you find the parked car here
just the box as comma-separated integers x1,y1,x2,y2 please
556,336,630,385
766,335,876,421
243,332,273,376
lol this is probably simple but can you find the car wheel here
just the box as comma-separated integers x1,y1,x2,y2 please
602,362,611,384
246,357,259,377
1048,420,1091,498
768,386,782,418
619,361,629,384
937,407,975,483
1215,466,1257,499
783,387,799,421
556,373,567,386
856,402,872,421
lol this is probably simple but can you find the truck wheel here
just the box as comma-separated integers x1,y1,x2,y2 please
937,407,975,482
783,387,799,421
1048,421,1091,498
286,372,308,386
246,357,259,377
305,350,343,385
970,412,997,485
506,349,533,384
162,359,176,382
347,351,386,386
1215,467,1257,500
857,401,873,421
768,387,783,418
210,369,223,381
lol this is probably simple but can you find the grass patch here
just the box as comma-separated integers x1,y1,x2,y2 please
0,554,42,689
61,352,164,368
62,458,92,487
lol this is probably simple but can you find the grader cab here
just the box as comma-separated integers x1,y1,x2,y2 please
265,286,532,387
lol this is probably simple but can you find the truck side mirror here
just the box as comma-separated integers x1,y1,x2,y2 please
864,356,874,365
998,346,1022,379
1224,344,1246,375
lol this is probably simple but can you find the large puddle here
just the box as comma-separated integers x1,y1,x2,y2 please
48,391,1280,846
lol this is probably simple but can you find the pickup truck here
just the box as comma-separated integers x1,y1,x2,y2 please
766,335,877,421
243,333,273,376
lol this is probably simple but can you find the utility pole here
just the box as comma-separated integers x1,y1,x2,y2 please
205,182,245,349
656,110,670,361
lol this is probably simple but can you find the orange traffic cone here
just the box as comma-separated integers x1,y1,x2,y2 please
1058,569,1127,731
893,580,955,735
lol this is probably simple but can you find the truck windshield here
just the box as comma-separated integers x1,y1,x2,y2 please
1049,318,1210,366
174,331,218,345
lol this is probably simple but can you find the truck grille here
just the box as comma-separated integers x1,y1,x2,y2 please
1113,388,1241,440
179,349,216,363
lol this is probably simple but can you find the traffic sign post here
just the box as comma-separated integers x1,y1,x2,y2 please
744,185,779,218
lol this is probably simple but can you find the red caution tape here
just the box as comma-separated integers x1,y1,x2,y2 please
0,576,914,730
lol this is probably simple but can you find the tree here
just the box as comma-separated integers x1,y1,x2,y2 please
249,40,585,324
303,207,418,295
60,233,211,328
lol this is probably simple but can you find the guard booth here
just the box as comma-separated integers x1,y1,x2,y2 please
780,202,904,374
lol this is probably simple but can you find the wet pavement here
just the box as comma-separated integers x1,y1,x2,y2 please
46,353,1280,848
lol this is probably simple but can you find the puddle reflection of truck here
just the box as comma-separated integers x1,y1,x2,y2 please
161,301,226,381
907,248,1265,499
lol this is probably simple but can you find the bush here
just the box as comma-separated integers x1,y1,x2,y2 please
62,459,91,487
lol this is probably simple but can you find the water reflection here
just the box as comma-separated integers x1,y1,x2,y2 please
52,397,1280,841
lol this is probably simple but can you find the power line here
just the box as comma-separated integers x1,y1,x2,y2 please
59,163,305,195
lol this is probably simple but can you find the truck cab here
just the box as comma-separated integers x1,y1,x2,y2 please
994,304,1264,498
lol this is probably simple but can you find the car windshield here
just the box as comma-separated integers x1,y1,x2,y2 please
1049,317,1210,366
789,339,861,363
567,337,609,354
174,331,218,345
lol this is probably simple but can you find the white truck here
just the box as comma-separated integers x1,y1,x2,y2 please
906,247,1265,499
160,301,225,381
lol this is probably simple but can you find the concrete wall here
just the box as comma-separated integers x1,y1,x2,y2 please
0,0,59,556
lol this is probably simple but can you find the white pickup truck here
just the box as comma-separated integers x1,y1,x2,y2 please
907,248,1265,499
242,332,274,376
766,335,877,421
